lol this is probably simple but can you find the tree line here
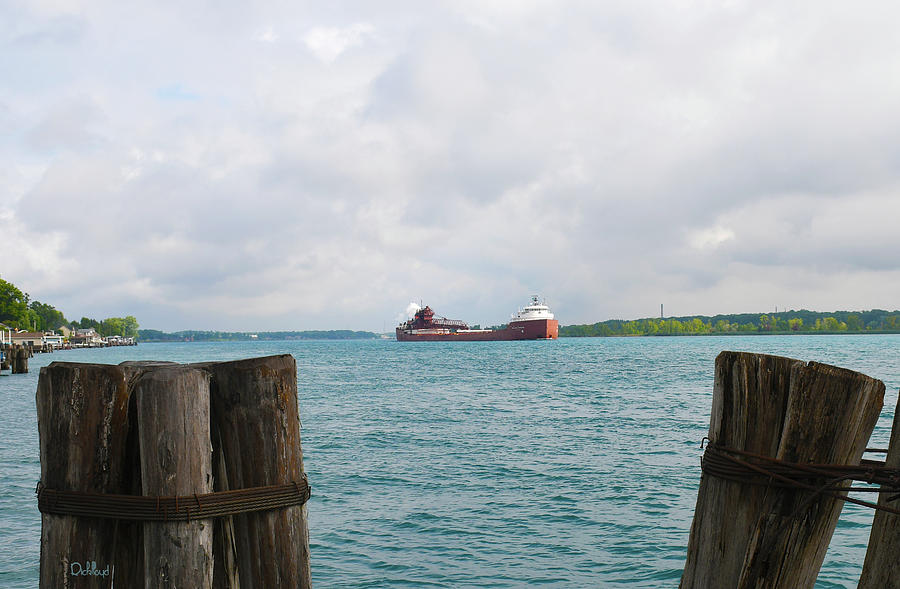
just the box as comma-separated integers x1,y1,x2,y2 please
560,309,900,337
138,329,378,342
0,276,139,338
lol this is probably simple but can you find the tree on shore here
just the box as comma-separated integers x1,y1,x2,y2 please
98,316,139,338
30,301,67,331
560,309,900,337
0,277,30,329
1,276,139,337
75,317,100,330
0,278,66,331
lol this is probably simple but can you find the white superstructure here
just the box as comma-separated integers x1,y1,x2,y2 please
511,296,554,322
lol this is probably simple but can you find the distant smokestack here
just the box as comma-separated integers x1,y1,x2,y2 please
661,304,664,319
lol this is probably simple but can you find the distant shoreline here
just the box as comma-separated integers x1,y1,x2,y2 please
559,309,900,338
135,309,900,342
137,329,380,342
134,330,900,342
559,330,900,338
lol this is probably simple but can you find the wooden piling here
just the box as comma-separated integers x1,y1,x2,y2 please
209,355,311,589
212,423,242,589
680,352,884,589
36,362,143,588
136,366,214,588
858,391,900,588
12,344,28,373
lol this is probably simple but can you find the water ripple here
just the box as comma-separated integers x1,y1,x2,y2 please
2,336,899,587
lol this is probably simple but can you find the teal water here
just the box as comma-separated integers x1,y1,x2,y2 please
1,335,898,587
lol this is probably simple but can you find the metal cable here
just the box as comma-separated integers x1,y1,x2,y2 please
36,474,310,522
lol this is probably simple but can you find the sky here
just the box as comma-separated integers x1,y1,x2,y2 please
2,1,900,332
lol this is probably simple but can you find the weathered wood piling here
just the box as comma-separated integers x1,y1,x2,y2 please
137,366,214,587
37,362,142,587
9,344,29,373
36,355,310,589
858,392,900,589
208,356,311,588
680,351,886,589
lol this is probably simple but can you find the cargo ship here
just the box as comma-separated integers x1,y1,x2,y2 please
396,296,558,341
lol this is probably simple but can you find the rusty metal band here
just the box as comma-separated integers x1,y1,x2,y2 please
36,475,310,522
701,442,900,515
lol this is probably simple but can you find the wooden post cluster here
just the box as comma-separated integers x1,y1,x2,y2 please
11,344,29,373
680,351,885,589
36,355,310,589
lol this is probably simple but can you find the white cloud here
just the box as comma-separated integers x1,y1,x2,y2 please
4,1,900,330
0,210,71,293
303,23,375,64
688,225,735,250
254,27,279,43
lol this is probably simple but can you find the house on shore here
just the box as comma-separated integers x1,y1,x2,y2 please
10,331,45,347
9,331,63,350
71,328,104,348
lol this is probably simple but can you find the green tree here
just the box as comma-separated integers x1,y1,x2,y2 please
788,318,803,331
822,316,847,331
78,317,100,329
97,316,140,338
660,319,684,334
123,316,139,339
691,318,710,333
0,277,30,329
846,314,863,331
99,317,125,337
30,301,67,331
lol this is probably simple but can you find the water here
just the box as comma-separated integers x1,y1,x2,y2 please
2,335,898,587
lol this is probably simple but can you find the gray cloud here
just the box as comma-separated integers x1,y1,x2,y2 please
3,1,900,331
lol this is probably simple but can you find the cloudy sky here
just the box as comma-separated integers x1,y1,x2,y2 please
2,1,899,332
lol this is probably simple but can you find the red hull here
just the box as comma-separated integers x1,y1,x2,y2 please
396,319,558,342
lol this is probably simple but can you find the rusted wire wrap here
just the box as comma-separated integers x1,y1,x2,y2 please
701,442,900,515
36,475,310,522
